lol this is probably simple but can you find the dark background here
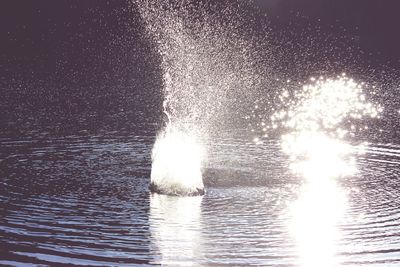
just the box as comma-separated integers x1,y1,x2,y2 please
256,0,400,68
1,0,399,137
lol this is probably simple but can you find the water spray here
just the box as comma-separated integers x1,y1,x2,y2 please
135,0,264,196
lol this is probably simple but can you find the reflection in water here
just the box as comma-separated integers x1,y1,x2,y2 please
275,76,380,267
287,133,351,267
291,177,346,267
149,194,203,266
282,131,358,180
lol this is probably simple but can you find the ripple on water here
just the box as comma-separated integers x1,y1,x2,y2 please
0,135,155,266
1,136,400,266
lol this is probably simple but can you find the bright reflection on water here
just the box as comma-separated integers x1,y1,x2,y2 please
149,194,203,266
291,179,346,267
286,133,352,267
282,131,357,180
275,75,380,267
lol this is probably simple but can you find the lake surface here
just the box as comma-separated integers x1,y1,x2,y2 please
1,129,400,266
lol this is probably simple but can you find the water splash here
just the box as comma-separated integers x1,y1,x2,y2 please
150,127,205,196
135,0,270,195
138,1,244,130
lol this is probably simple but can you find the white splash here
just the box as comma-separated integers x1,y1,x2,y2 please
135,1,269,195
150,126,205,195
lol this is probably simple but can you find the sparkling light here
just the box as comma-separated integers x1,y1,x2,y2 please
269,75,381,138
271,75,382,267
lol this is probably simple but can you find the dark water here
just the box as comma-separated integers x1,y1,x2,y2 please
1,129,400,266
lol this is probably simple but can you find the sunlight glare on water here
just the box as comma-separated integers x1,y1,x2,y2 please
290,175,347,267
267,75,383,267
272,75,381,133
286,132,352,267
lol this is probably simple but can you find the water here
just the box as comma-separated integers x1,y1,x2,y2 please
1,129,400,266
2,1,400,266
